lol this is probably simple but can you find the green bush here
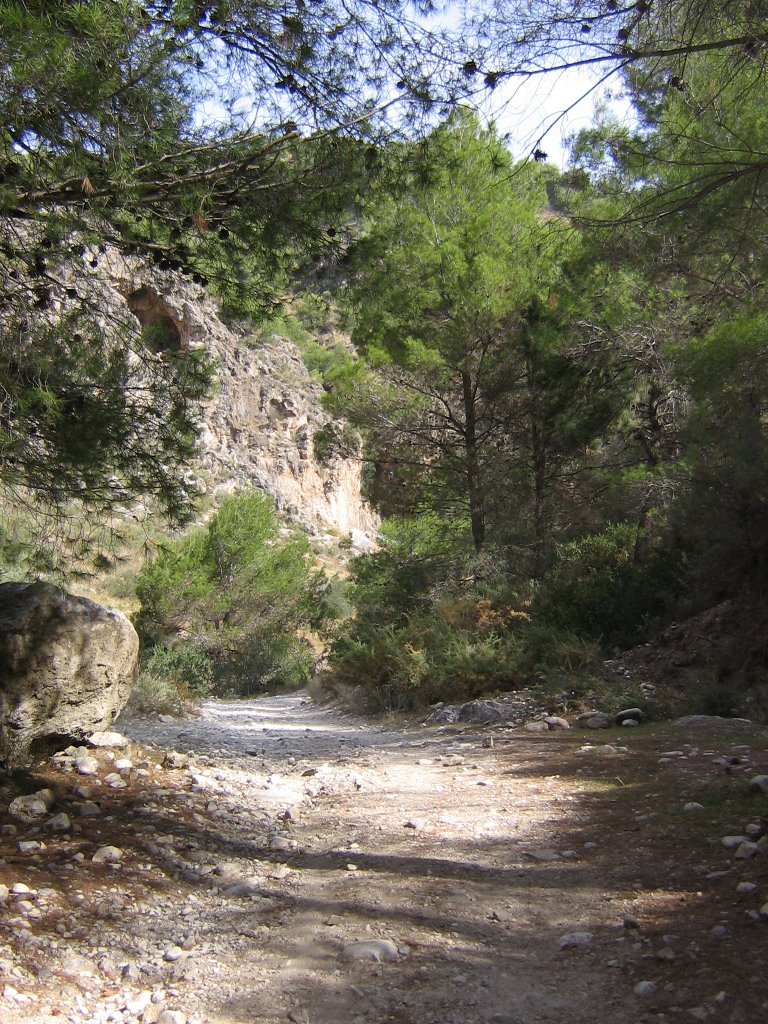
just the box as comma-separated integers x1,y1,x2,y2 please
531,521,681,648
135,491,319,695
141,643,215,696
321,516,529,710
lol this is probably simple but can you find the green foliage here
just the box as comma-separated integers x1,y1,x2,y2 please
0,0,462,569
532,522,681,648
323,514,530,710
669,313,768,599
136,491,318,695
142,643,215,697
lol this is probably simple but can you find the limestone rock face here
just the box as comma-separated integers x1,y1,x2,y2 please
102,252,378,541
0,582,138,767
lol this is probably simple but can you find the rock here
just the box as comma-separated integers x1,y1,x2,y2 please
424,705,460,725
163,751,190,769
88,730,129,749
341,939,399,962
673,714,752,728
620,718,639,727
75,754,100,775
558,932,593,949
544,715,570,730
46,812,71,831
8,792,51,823
734,841,758,859
721,836,748,849
163,946,184,962
634,981,657,996
92,845,123,864
18,840,42,853
527,848,561,862
736,881,757,894
156,1012,187,1024
524,720,549,733
615,707,644,725
456,699,505,724
748,775,768,795
577,711,612,729
683,802,705,812
440,754,465,766
0,582,138,768
78,800,102,817
104,772,128,789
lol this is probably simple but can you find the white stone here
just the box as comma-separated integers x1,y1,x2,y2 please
341,939,399,962
88,731,129,749
75,755,100,776
92,845,123,864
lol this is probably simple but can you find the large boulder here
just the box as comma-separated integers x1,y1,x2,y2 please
0,582,138,767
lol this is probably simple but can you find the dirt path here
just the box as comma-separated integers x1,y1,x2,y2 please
1,694,767,1024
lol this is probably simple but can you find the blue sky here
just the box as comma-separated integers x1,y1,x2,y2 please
476,64,632,167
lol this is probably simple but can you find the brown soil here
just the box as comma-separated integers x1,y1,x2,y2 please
0,696,767,1024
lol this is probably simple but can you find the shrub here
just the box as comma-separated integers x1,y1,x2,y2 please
531,521,681,648
135,491,319,695
141,643,215,696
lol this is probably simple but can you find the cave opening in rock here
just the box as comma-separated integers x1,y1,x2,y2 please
126,287,182,353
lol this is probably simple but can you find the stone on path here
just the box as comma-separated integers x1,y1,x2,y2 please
341,939,399,962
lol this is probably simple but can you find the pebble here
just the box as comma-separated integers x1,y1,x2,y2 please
267,835,292,851
18,840,43,853
721,836,748,849
156,1012,187,1024
104,772,128,789
736,882,757,894
75,755,100,776
44,812,71,833
163,946,184,962
544,715,570,729
734,841,758,859
341,939,399,962
92,845,124,864
78,800,102,817
634,981,657,996
8,792,53,823
558,931,593,949
683,802,705,812
88,731,129,749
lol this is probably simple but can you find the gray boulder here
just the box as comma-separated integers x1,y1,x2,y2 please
456,699,506,724
0,582,138,767
577,711,613,729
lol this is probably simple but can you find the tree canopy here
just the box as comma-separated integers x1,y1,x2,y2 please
0,0,464,567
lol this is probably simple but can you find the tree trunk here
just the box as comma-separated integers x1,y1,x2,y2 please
462,370,485,551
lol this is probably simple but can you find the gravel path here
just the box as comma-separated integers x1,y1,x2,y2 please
1,694,767,1024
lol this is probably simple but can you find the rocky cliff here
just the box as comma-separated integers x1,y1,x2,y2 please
98,250,377,544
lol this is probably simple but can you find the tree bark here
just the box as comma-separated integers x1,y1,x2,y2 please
462,370,485,551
